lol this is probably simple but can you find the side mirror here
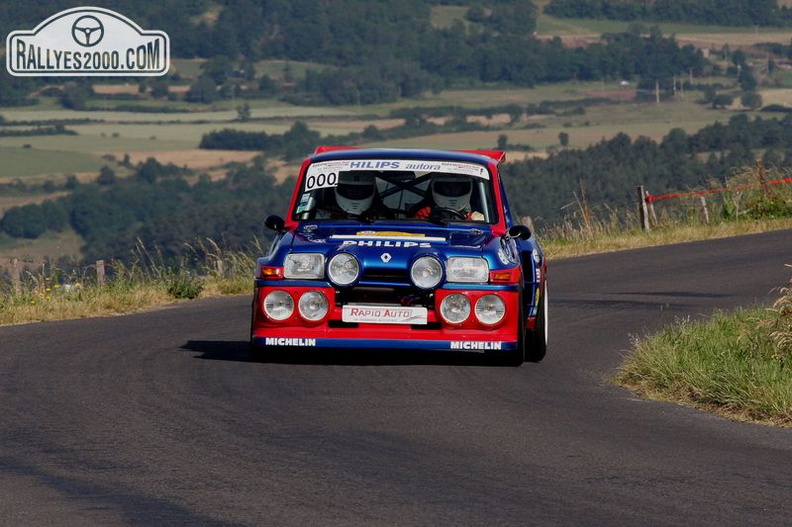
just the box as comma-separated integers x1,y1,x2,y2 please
507,224,531,240
264,215,286,232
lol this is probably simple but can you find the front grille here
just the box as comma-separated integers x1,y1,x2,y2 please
335,286,435,309
360,268,407,286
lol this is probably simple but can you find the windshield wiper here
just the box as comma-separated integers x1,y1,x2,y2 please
346,213,373,224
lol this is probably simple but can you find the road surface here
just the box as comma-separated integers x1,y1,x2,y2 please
1,230,790,525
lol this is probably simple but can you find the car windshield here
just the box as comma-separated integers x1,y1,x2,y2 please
292,158,497,224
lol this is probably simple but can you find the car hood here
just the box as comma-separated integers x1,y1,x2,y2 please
291,223,494,253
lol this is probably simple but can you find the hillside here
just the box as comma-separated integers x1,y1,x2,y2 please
1,0,792,267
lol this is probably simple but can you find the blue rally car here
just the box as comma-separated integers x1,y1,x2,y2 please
251,147,548,365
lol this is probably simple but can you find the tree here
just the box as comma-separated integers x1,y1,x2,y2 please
281,121,321,161
559,132,570,148
65,175,79,190
741,91,764,110
136,158,168,184
701,85,717,104
0,58,37,107
739,67,758,91
711,93,735,109
186,75,218,104
151,81,170,99
236,102,252,122
258,75,279,97
59,81,94,110
1,204,47,239
97,166,117,186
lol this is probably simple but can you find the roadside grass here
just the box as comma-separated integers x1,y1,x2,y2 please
0,239,258,326
542,217,792,260
614,291,792,427
598,167,792,427
542,163,792,258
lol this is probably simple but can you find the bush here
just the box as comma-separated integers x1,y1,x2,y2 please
165,269,204,299
1,204,47,238
769,267,792,358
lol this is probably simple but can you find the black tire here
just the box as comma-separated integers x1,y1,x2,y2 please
525,281,548,363
499,287,527,366
249,296,267,362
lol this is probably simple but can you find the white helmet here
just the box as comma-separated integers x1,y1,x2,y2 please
335,172,375,214
431,175,472,211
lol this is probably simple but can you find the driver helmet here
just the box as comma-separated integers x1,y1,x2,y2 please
335,172,375,214
431,175,472,211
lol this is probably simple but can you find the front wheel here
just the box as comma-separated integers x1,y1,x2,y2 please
524,281,548,363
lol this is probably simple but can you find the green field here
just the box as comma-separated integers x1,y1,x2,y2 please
431,3,792,43
0,228,83,262
0,146,105,179
534,15,792,37
2,85,785,178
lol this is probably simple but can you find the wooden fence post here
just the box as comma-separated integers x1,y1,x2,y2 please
645,189,657,227
11,258,21,294
96,259,105,287
637,185,651,231
699,196,710,224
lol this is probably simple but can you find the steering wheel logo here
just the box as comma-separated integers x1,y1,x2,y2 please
71,15,104,47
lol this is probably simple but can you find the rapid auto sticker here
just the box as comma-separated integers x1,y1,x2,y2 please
342,305,428,325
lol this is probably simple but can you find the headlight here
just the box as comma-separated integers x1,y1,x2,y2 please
475,294,506,325
263,290,294,321
284,253,324,279
446,257,489,283
410,256,443,289
440,293,471,324
298,290,329,321
327,253,360,286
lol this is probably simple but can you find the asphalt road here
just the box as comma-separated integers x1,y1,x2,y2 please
1,230,791,526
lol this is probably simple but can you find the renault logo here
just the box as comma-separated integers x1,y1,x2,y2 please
381,253,392,263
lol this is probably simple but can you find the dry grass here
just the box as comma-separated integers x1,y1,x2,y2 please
0,192,69,216
0,229,83,267
676,31,792,49
759,89,792,107
544,218,792,260
0,238,260,326
615,298,792,427
115,149,260,171
92,84,141,96
1,284,176,325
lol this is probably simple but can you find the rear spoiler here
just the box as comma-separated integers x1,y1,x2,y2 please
313,146,505,163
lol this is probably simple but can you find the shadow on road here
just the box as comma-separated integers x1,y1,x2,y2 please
180,340,517,367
